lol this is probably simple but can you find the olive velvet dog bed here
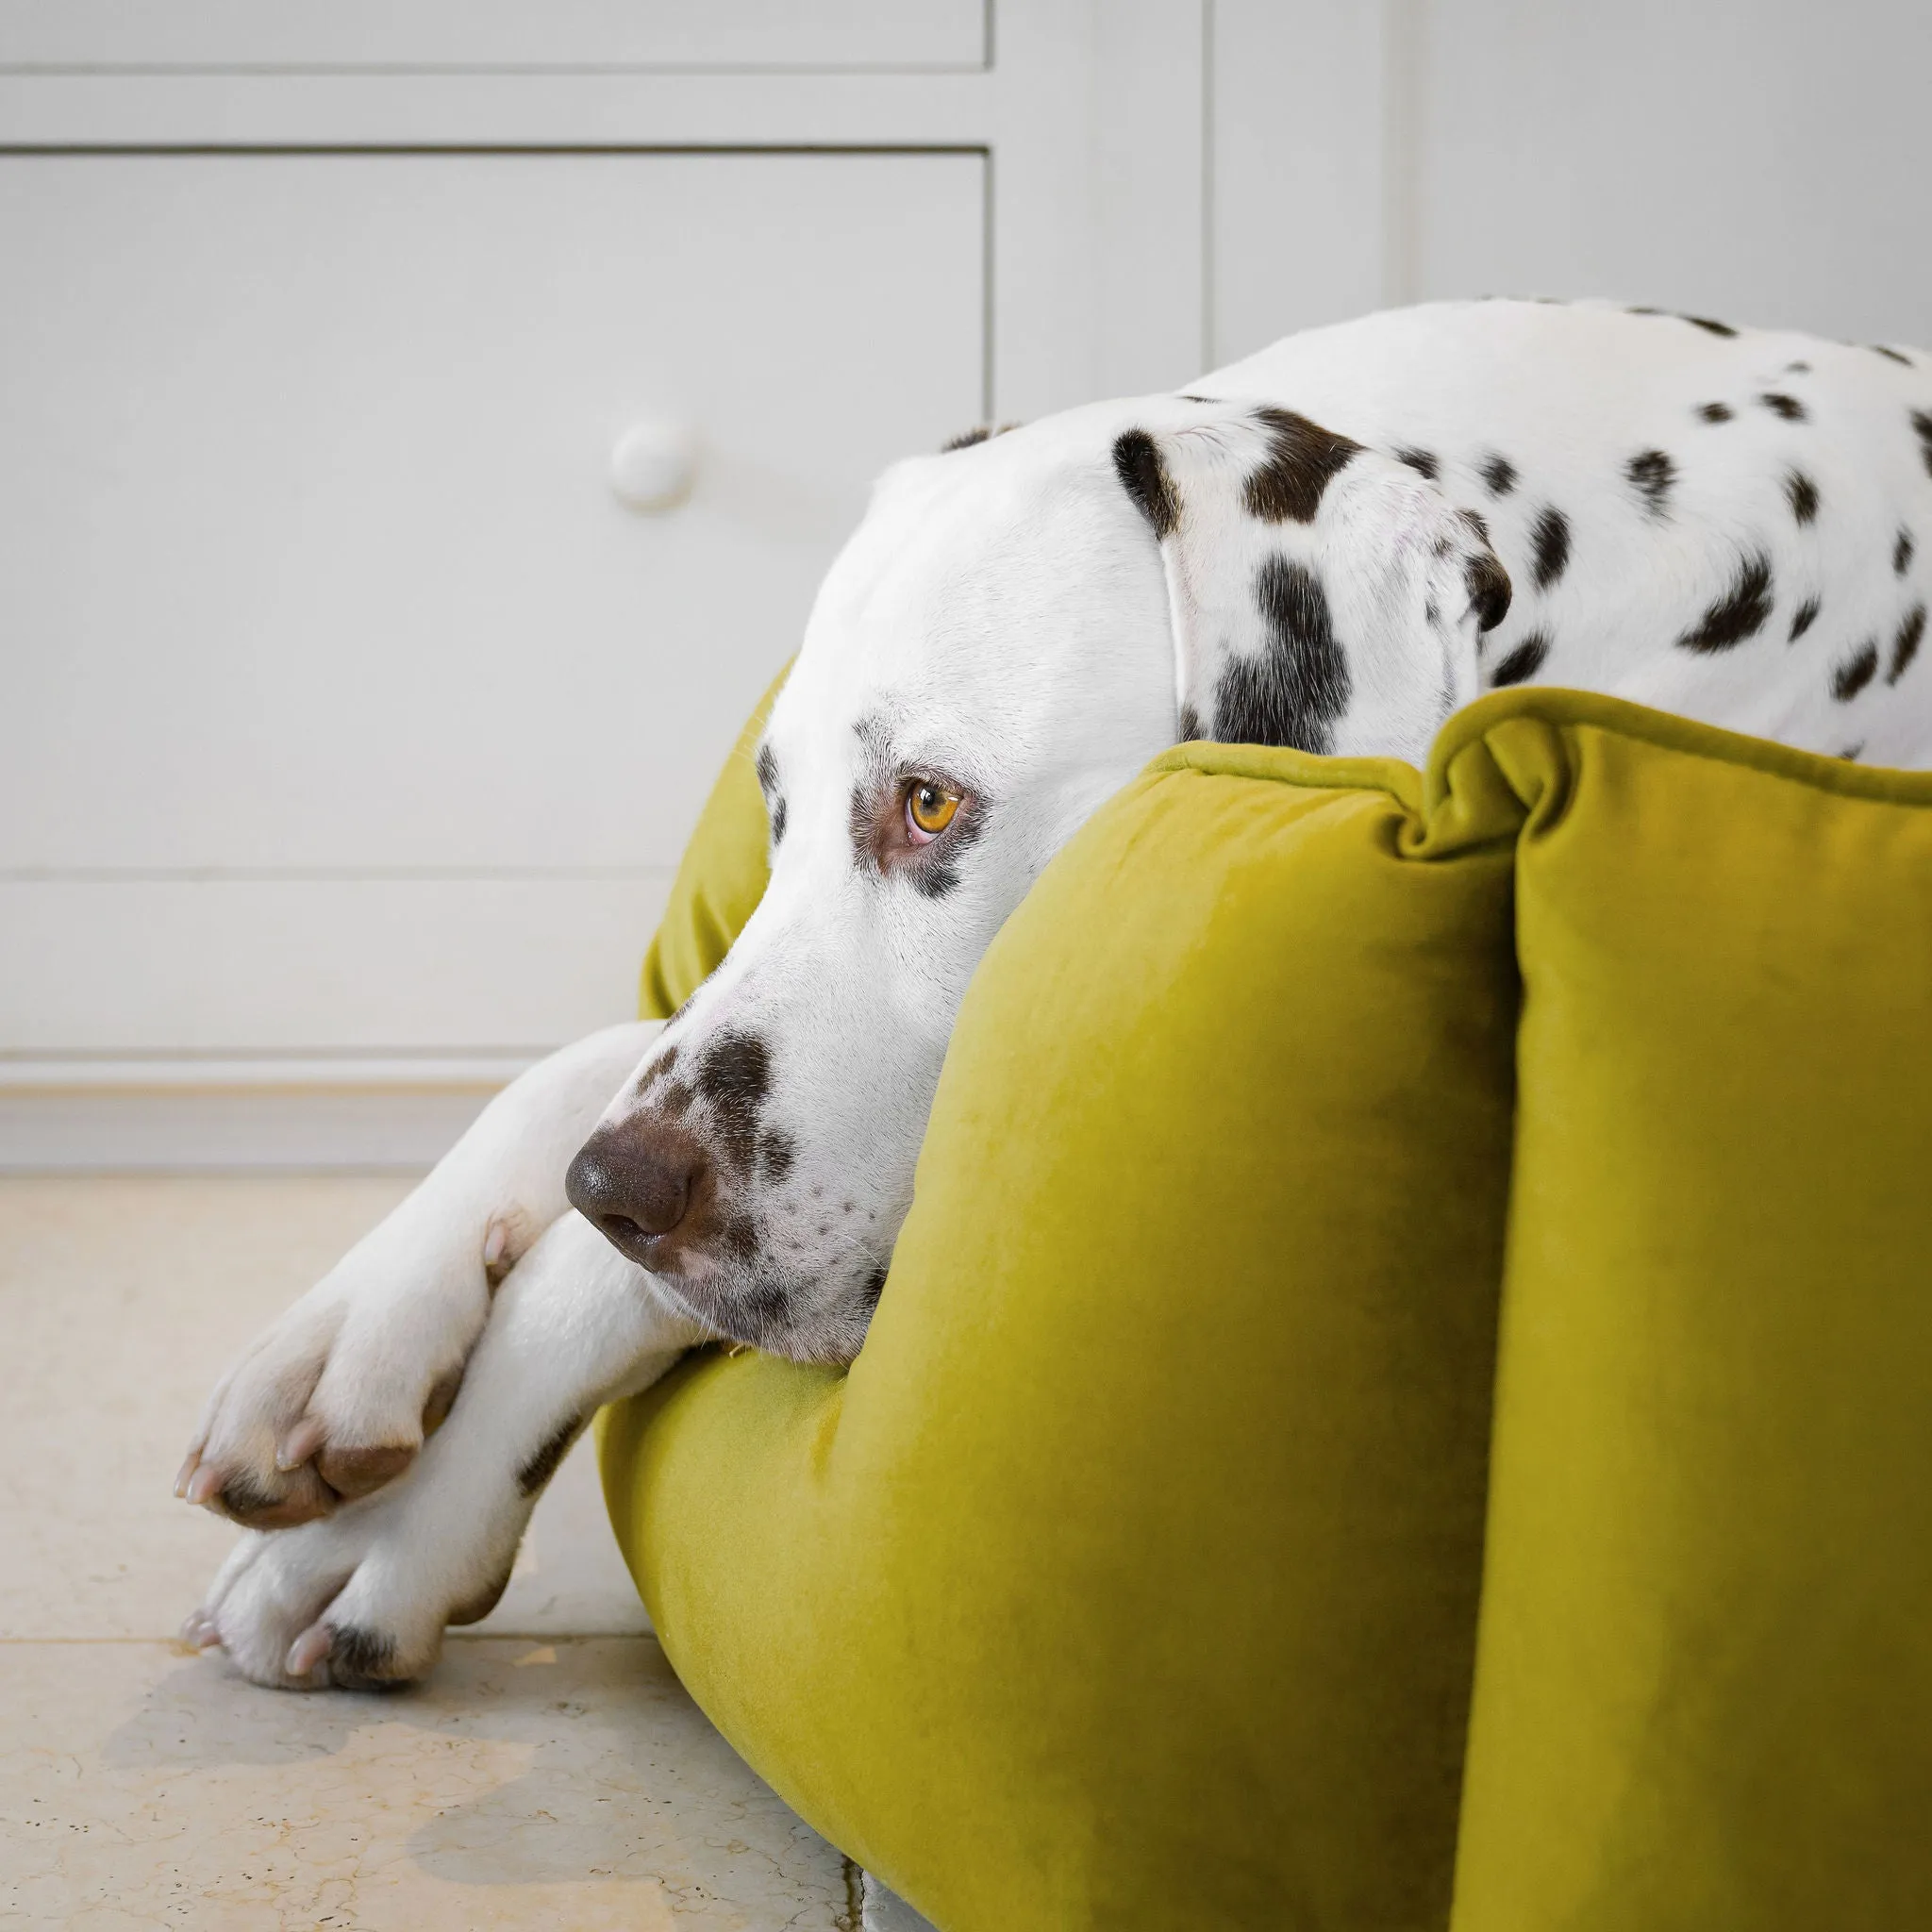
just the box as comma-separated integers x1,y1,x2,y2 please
600,682,1932,1930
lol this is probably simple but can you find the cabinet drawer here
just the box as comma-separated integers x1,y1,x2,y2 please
0,1,988,73
0,149,983,1054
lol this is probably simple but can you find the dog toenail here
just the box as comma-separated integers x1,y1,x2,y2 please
276,1414,327,1472
178,1610,220,1651
286,1625,333,1676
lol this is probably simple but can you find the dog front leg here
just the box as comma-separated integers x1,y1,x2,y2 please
187,1207,708,1689
178,1021,666,1529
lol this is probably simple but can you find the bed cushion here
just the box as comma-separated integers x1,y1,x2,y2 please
605,685,1932,1928
636,660,787,1019
605,732,1522,1927
1441,700,1932,1932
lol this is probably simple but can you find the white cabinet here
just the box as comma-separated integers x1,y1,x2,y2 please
0,4,1208,1167
0,152,982,1058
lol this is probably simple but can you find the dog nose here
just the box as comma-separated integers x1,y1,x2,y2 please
566,1120,703,1254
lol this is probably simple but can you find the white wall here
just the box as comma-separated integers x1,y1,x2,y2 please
1210,0,1932,364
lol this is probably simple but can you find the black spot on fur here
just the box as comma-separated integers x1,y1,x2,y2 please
1678,554,1774,654
1112,429,1179,538
1789,596,1821,642
1491,631,1552,688
1394,445,1440,480
1785,360,1811,375
517,1416,583,1497
697,1031,772,1162
1914,410,1932,481
328,1625,404,1690
1633,308,1739,339
1838,742,1865,762
1890,604,1926,684
1529,506,1572,591
758,1128,796,1184
697,1031,771,1113
740,1278,789,1328
1870,345,1914,366
941,423,1018,452
1833,641,1880,702
720,1214,759,1263
859,1264,888,1312
1896,526,1916,575
1785,469,1820,525
1176,702,1204,742
756,744,786,845
1696,402,1734,424
1479,452,1518,496
1465,551,1512,632
1242,408,1362,524
1457,508,1491,545
1212,557,1350,752
1757,391,1807,422
1626,449,1676,518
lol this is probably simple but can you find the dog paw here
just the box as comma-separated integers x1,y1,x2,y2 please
186,1491,517,1691
176,1207,533,1530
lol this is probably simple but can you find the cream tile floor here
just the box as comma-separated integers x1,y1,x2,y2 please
0,1177,858,1930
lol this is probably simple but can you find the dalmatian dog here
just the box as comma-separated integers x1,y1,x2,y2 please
178,299,1932,1693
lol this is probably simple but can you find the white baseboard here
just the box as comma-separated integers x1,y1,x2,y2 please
0,1055,536,1172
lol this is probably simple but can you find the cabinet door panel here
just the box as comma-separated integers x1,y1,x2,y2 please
0,150,982,1053
0,151,982,872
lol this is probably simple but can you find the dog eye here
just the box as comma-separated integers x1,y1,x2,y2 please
905,780,961,841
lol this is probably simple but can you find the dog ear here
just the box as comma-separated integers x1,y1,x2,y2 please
1112,403,1510,762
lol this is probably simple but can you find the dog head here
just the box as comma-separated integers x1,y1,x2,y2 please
568,395,1508,1360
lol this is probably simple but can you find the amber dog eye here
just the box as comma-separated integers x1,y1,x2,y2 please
906,780,961,840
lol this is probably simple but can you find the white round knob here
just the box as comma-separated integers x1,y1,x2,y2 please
608,419,699,511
